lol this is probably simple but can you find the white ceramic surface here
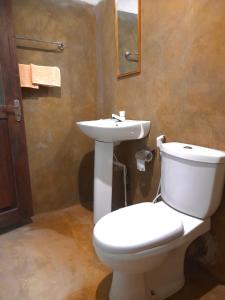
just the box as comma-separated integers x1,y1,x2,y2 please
77,118,151,223
160,142,225,163
92,140,225,300
94,202,184,254
93,202,210,300
94,141,113,223
76,119,151,142
160,142,225,219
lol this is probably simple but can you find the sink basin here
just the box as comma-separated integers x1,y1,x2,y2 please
76,119,151,142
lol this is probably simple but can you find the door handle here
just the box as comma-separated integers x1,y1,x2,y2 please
0,99,22,122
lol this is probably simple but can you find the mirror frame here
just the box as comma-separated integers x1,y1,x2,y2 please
114,0,141,79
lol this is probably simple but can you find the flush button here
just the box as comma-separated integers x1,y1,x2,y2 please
184,146,193,149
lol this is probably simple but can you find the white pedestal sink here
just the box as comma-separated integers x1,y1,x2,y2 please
77,119,151,223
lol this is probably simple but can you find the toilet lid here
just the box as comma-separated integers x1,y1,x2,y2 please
93,202,184,254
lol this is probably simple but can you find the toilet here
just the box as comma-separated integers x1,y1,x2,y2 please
93,138,225,300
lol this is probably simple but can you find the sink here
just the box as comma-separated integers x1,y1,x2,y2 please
76,119,150,142
76,118,151,223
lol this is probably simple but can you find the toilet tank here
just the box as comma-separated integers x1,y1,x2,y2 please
160,142,225,219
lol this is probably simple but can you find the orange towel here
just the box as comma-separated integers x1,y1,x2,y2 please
31,64,61,87
18,64,39,89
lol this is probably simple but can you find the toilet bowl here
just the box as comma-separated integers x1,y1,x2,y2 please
93,201,210,300
93,139,225,300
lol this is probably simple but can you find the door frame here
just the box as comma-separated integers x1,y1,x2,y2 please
0,0,33,229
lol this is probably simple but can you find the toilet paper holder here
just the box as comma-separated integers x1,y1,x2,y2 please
135,148,154,172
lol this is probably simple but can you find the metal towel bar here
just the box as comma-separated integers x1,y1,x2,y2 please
124,51,138,62
15,35,64,51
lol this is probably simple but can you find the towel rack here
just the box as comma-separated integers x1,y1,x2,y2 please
15,35,64,51
124,51,138,62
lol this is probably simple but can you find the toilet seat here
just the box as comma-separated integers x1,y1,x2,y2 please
94,202,184,254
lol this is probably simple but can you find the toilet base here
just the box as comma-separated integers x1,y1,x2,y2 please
109,271,185,300
146,243,187,299
109,243,188,300
109,272,149,300
154,278,185,300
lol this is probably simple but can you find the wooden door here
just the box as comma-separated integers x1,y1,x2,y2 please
0,0,33,229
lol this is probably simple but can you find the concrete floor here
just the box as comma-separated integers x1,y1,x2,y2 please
0,204,224,300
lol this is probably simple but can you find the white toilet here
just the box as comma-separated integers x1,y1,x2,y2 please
93,139,225,300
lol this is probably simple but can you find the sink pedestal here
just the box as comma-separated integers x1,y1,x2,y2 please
76,118,151,223
94,141,114,223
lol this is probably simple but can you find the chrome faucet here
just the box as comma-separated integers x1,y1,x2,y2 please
112,111,126,122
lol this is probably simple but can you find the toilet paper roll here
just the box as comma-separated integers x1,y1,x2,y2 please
135,150,153,172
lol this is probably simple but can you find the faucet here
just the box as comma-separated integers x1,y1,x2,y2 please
112,111,126,122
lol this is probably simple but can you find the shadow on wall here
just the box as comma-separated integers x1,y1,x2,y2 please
166,259,220,300
134,148,157,200
95,273,112,300
78,137,159,214
115,136,157,205
78,151,94,211
22,86,61,100
78,150,128,213
210,184,225,283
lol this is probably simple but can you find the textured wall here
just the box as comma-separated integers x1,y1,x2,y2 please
12,0,96,214
96,0,225,281
11,0,225,282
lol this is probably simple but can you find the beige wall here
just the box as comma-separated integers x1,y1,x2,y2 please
12,0,96,214
12,0,225,281
96,0,225,281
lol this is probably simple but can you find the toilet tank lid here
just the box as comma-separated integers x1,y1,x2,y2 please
161,142,225,164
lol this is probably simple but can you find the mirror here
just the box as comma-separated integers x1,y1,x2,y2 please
115,0,141,78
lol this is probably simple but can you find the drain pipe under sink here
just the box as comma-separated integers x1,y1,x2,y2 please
113,154,128,207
